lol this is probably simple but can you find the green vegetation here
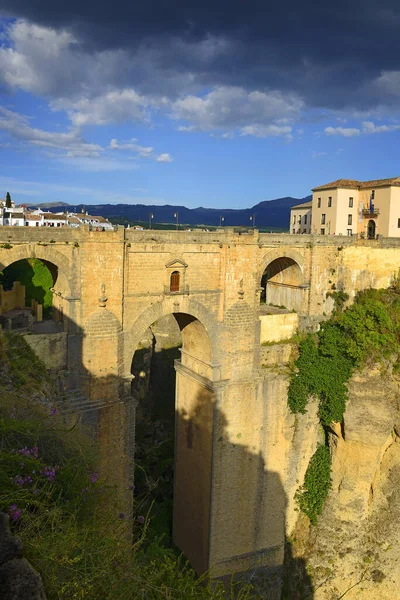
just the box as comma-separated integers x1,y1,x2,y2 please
288,287,400,426
0,331,257,599
0,258,54,317
5,191,12,208
290,285,400,522
294,445,331,525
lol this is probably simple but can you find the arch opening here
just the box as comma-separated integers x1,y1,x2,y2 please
0,257,70,332
130,310,214,573
260,257,303,312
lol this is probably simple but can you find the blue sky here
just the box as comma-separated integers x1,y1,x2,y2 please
1,5,400,208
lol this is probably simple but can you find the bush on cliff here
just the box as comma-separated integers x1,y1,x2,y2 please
288,287,400,426
0,331,256,599
294,445,331,525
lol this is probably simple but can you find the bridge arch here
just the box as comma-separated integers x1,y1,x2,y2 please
125,298,224,573
124,297,222,378
259,248,308,312
0,244,74,296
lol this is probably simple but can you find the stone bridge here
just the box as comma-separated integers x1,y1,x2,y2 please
1,225,399,577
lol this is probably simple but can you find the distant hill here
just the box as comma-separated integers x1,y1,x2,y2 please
23,196,312,229
23,201,71,209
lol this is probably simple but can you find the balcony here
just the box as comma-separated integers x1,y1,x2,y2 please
362,208,380,218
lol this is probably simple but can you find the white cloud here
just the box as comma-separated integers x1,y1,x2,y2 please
52,90,149,127
325,126,360,137
361,120,400,134
0,107,102,156
110,138,153,156
156,153,173,163
240,124,292,138
312,151,327,158
171,86,302,133
110,138,173,163
325,121,400,137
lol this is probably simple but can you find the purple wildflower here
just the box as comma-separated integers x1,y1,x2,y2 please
119,512,125,519
10,408,16,419
90,472,98,484
8,504,22,522
50,406,57,416
137,515,145,524
12,474,33,487
18,446,39,459
40,465,59,483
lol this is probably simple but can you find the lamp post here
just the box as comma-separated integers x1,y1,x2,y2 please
149,212,154,230
174,212,179,231
220,215,225,227
250,214,256,228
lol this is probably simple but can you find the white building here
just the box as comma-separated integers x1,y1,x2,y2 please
0,197,114,230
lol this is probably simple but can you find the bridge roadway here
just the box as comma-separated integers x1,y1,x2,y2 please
0,225,399,576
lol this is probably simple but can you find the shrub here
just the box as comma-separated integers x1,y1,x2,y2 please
288,287,400,425
295,445,331,524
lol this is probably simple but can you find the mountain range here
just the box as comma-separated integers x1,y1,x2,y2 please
24,195,312,230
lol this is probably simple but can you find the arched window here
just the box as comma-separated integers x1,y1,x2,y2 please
170,271,180,292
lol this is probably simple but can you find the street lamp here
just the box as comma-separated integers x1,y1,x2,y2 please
220,215,225,227
250,214,256,228
174,212,179,231
149,212,154,229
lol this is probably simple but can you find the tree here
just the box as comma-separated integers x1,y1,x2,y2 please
5,192,11,208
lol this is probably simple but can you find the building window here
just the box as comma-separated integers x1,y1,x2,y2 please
317,197,321,208
349,197,353,207
170,271,180,292
303,229,307,234
310,215,312,225
321,214,326,224
292,229,296,234
293,215,296,224
348,214,352,225
371,190,375,199
328,197,332,207
298,216,301,224
398,218,400,228
347,229,352,236
304,215,307,224
320,228,325,235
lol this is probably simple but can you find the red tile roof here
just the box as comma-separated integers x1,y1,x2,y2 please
312,177,400,191
290,201,312,209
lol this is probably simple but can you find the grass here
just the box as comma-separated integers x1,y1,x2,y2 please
0,331,258,599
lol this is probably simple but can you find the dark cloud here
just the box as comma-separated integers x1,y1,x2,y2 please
1,0,400,111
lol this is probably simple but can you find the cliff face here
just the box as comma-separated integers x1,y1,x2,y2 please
289,365,400,600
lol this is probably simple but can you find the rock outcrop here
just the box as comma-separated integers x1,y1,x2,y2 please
0,512,46,600
287,364,400,600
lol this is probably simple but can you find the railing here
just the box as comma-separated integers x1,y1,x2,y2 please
163,284,189,295
362,208,380,217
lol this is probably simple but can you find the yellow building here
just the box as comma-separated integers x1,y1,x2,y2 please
289,200,312,234
309,177,400,238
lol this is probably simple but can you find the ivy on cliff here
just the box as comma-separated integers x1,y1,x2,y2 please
288,287,400,426
295,445,332,525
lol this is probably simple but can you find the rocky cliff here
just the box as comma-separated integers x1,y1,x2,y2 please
287,364,400,599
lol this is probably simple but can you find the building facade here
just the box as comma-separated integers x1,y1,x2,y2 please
290,177,400,238
289,200,312,234
0,198,113,230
